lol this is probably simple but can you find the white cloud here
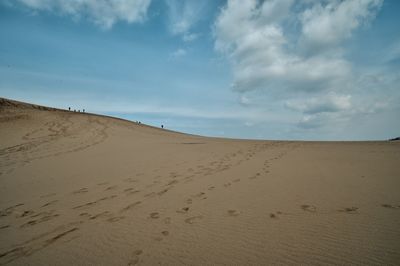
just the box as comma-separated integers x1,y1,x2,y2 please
383,39,400,64
300,0,383,53
170,48,187,58
214,0,382,93
15,0,152,29
286,93,351,114
239,95,251,106
183,32,200,42
165,0,206,41
297,114,325,129
260,0,294,24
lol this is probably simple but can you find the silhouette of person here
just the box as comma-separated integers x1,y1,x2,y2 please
68,107,71,111
161,125,164,129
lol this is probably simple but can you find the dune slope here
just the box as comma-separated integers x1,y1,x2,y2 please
1,98,399,265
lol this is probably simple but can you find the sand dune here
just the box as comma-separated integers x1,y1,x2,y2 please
0,98,399,265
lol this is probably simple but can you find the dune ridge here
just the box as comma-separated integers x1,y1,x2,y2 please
0,98,399,265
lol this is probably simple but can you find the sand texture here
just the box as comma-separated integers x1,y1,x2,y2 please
1,98,400,265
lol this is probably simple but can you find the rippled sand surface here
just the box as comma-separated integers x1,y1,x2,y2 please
1,98,399,265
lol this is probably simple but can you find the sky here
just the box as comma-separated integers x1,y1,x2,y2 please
0,0,399,140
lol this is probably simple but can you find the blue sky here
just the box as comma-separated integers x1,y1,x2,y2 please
1,0,399,140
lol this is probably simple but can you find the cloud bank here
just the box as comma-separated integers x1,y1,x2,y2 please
214,0,382,93
214,0,391,131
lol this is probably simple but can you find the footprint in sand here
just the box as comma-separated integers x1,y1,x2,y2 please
381,204,400,209
233,179,241,183
269,211,283,219
166,180,179,186
107,216,125,223
105,185,117,191
20,213,60,228
185,198,193,204
126,190,140,196
99,195,118,201
176,207,190,214
157,188,169,196
150,212,160,219
338,207,358,213
72,201,97,210
300,205,317,212
154,231,169,241
185,216,203,224
72,188,88,194
124,178,137,183
224,183,231,187
89,211,111,220
120,201,141,213
169,172,179,178
44,227,79,246
144,192,156,198
128,249,143,265
41,200,58,208
20,210,34,217
227,210,240,217
193,192,205,198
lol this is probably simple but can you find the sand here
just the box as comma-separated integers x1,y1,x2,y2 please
0,97,399,265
